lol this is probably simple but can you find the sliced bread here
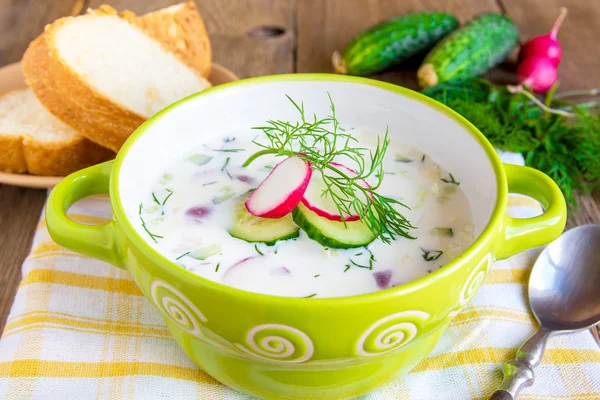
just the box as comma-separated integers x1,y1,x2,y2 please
121,2,212,78
0,88,114,176
23,8,212,152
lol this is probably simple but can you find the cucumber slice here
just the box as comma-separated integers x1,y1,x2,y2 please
229,194,300,245
429,227,454,237
213,192,235,204
395,154,413,163
189,244,222,260
292,203,376,249
213,186,236,205
187,153,213,166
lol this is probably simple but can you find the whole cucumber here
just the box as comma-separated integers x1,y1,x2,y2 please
417,14,518,88
421,79,493,103
333,12,459,76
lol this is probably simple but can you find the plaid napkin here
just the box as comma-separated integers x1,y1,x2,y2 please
1,157,599,400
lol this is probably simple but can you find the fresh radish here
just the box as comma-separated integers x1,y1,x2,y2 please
301,162,370,222
517,56,558,93
519,8,567,67
245,156,312,218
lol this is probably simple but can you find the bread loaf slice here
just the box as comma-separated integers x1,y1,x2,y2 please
0,88,114,176
23,8,212,151
122,1,212,78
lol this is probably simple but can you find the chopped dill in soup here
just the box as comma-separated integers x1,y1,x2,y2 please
140,96,474,298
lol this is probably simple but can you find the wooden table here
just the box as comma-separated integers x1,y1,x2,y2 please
1,0,599,344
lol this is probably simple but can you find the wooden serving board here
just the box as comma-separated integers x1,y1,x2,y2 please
0,62,239,189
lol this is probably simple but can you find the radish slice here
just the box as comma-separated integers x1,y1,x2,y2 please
301,162,370,222
245,156,312,218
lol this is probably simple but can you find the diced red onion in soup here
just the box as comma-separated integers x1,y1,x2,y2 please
373,270,393,289
185,206,212,221
236,175,255,184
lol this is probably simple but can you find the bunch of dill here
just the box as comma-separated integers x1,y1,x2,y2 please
423,79,600,206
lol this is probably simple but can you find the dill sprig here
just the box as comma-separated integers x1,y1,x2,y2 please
152,188,173,206
152,188,174,215
243,94,415,243
441,173,460,185
139,203,163,243
213,148,245,153
221,157,233,179
421,248,443,261
347,247,376,270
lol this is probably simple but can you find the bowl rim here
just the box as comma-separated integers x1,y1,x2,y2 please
110,73,507,306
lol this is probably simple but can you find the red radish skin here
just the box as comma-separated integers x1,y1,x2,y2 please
301,162,371,222
222,256,256,279
245,156,312,218
517,56,558,93
270,266,291,276
519,7,567,67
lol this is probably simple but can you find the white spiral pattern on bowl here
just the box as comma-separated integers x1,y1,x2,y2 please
150,280,207,336
459,254,493,306
356,310,430,356
235,324,314,363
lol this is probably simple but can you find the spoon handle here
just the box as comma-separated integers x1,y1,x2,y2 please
488,328,552,399
489,390,514,400
490,360,534,399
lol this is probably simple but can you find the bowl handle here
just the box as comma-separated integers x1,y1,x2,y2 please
496,164,567,260
46,161,124,269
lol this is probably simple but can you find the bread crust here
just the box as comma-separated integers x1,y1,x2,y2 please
0,134,27,173
0,132,114,176
122,1,212,77
24,135,114,176
22,21,147,152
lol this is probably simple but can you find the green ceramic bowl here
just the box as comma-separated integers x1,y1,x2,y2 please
45,75,566,399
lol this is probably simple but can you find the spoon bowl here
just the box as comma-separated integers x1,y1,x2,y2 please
490,224,600,400
529,224,600,332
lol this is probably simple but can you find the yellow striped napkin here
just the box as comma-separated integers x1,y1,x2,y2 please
1,156,599,399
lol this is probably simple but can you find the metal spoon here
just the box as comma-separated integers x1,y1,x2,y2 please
489,224,600,400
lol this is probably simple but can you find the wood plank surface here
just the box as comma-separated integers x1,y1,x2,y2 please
0,0,598,345
0,186,46,332
0,0,85,65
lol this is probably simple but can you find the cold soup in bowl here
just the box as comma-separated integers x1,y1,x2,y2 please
46,75,566,400
141,103,476,297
